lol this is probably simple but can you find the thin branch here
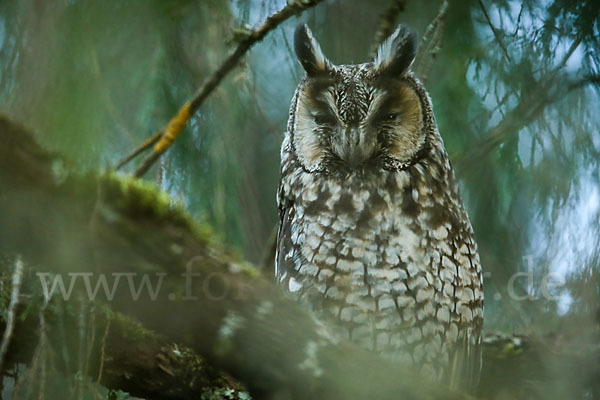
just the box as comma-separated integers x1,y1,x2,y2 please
21,296,49,400
412,0,449,83
568,74,600,90
370,0,407,57
454,74,600,171
114,130,162,171
37,303,49,400
478,0,511,62
0,256,23,372
133,149,162,178
82,304,97,398
0,294,247,400
454,33,589,171
94,316,111,400
556,35,582,70
123,0,326,177
511,3,524,37
75,300,87,400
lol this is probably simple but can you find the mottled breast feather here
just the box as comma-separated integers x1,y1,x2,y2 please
277,24,483,390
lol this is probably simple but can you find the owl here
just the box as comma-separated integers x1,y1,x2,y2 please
276,24,483,389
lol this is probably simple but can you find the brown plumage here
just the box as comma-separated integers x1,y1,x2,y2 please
276,24,483,389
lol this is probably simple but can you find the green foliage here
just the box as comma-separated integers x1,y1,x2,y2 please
0,0,598,397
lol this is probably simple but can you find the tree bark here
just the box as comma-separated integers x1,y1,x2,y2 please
0,294,247,400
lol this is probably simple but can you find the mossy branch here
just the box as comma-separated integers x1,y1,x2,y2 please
0,116,471,399
0,284,247,400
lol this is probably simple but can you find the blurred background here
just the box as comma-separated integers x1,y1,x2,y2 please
0,0,598,398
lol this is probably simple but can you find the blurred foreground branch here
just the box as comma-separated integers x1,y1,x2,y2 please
0,116,468,399
1,116,599,399
115,0,325,178
0,292,246,400
0,256,23,372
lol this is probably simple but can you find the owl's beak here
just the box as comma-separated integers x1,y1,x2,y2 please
336,127,375,167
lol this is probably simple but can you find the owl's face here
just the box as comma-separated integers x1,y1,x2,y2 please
291,25,426,174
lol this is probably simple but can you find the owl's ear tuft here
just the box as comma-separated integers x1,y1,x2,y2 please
294,24,331,76
374,25,417,76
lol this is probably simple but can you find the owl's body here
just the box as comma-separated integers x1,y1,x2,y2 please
276,25,483,387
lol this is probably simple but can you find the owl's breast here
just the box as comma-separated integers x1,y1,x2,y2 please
277,165,483,378
286,170,427,291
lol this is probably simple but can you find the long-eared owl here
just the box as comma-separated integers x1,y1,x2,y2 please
276,24,483,388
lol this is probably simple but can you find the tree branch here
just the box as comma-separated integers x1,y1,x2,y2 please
412,0,449,83
454,74,600,172
370,0,407,57
477,0,511,62
0,288,247,400
1,116,470,399
0,256,23,372
114,0,326,178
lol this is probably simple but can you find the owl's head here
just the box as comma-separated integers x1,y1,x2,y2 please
289,24,437,174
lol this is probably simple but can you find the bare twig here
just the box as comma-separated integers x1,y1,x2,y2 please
18,296,49,400
114,130,162,171
0,256,24,372
120,0,326,178
455,74,599,172
74,299,90,400
454,33,589,171
83,305,97,396
412,0,449,83
556,35,582,70
370,0,407,56
478,0,511,62
511,3,524,37
568,74,600,90
95,316,111,400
